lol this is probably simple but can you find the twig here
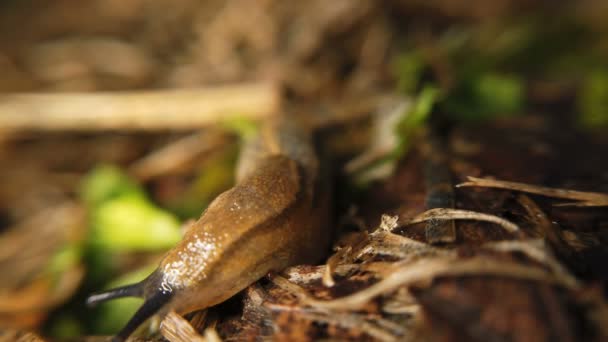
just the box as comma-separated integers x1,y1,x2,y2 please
269,274,311,301
483,239,580,288
203,327,223,342
322,247,348,287
128,129,231,181
302,256,578,311
161,311,206,342
457,176,608,207
419,129,456,244
264,302,406,342
0,82,278,132
516,194,573,256
399,208,520,233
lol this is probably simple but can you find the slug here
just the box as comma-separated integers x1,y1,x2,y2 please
87,117,331,341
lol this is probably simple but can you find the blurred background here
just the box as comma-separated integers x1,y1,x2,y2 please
0,0,607,340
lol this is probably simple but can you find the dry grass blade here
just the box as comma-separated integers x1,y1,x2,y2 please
302,256,575,311
356,230,450,263
322,247,349,287
457,176,608,206
129,130,231,181
264,303,407,342
284,264,361,286
269,274,311,302
160,311,206,342
203,327,223,342
400,208,519,233
0,330,47,342
483,239,579,288
0,82,277,132
0,265,84,313
267,279,408,342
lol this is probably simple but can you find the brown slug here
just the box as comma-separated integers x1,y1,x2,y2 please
86,117,331,341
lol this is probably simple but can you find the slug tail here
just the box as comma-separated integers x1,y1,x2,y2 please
86,282,144,307
113,290,173,342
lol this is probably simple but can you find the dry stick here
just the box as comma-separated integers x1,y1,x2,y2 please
203,328,223,342
302,256,578,311
358,230,451,263
323,214,398,287
419,129,456,244
161,311,207,342
264,300,404,342
128,129,231,181
0,82,278,132
516,194,573,256
399,208,520,233
483,239,580,289
457,176,608,207
322,246,349,287
284,264,361,285
268,275,406,342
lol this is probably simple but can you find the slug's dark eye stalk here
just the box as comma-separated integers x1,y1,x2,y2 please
86,283,143,307
112,290,173,342
86,277,174,342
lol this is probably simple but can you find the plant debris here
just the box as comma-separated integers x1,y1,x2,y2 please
0,1,607,341
458,176,608,207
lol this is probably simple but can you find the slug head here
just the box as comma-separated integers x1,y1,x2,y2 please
86,270,173,342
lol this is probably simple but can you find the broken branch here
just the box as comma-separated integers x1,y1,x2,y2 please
0,82,277,132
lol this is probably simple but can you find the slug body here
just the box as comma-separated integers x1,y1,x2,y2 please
87,117,330,341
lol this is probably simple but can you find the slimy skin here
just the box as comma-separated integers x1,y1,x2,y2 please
87,117,330,341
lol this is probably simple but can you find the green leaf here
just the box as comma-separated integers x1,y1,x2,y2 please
81,164,146,207
220,115,261,140
393,52,425,94
168,144,238,219
91,194,181,251
349,86,439,186
47,244,81,276
395,85,440,158
48,313,83,339
475,73,524,114
579,70,608,128
443,72,523,120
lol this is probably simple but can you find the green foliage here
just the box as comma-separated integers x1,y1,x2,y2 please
90,194,181,251
47,244,82,276
48,313,83,339
579,70,608,128
220,116,260,140
349,86,439,186
443,72,524,120
81,165,146,207
168,144,238,219
82,165,181,252
395,85,440,157
393,51,425,94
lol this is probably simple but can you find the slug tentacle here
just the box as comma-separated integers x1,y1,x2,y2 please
113,290,174,342
86,282,144,307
